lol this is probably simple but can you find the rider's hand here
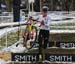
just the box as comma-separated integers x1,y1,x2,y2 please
39,21,44,27
29,16,33,19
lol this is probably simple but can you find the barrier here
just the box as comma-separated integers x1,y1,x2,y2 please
1,49,75,64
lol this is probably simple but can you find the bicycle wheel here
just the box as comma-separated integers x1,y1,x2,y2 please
23,25,38,49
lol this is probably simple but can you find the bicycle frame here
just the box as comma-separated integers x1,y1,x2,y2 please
23,18,38,49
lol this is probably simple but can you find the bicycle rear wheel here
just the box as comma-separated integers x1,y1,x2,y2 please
24,25,38,49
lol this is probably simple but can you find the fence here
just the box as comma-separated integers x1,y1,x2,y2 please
0,24,26,49
0,11,29,23
0,21,75,48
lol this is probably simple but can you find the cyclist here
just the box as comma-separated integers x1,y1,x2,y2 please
23,6,50,49
38,6,50,49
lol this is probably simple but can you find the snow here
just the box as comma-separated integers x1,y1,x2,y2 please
50,30,75,34
0,27,18,38
1,39,28,53
0,26,26,38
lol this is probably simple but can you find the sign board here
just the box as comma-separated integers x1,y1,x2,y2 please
45,54,75,62
12,53,39,61
11,53,75,62
49,42,75,48
56,42,75,48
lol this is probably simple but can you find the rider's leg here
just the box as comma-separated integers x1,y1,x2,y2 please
43,30,49,49
38,30,43,64
38,30,43,54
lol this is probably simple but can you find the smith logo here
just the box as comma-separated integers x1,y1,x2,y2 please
12,53,75,62
49,42,75,48
45,54,75,62
12,53,39,61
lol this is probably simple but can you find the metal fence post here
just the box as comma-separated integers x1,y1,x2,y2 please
6,28,8,47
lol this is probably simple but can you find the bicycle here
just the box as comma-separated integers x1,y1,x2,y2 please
22,17,38,50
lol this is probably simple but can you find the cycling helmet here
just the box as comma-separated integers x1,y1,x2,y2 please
42,6,49,12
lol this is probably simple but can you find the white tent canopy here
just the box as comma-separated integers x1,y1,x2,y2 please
28,0,35,3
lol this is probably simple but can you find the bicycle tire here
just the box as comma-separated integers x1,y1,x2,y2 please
24,25,38,49
29,26,38,49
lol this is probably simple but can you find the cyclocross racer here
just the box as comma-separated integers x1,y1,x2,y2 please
38,6,51,49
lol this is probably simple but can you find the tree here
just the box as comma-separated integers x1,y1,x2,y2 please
5,0,12,12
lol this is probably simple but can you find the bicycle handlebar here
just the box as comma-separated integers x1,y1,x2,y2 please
24,17,39,25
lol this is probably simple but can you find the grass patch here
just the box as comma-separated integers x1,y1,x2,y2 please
0,29,25,48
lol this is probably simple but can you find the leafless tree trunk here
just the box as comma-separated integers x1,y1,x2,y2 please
50,0,54,11
69,0,74,11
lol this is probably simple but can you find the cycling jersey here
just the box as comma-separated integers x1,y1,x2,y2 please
38,14,50,30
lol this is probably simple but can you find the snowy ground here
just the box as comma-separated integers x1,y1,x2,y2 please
0,26,27,38
0,27,18,38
